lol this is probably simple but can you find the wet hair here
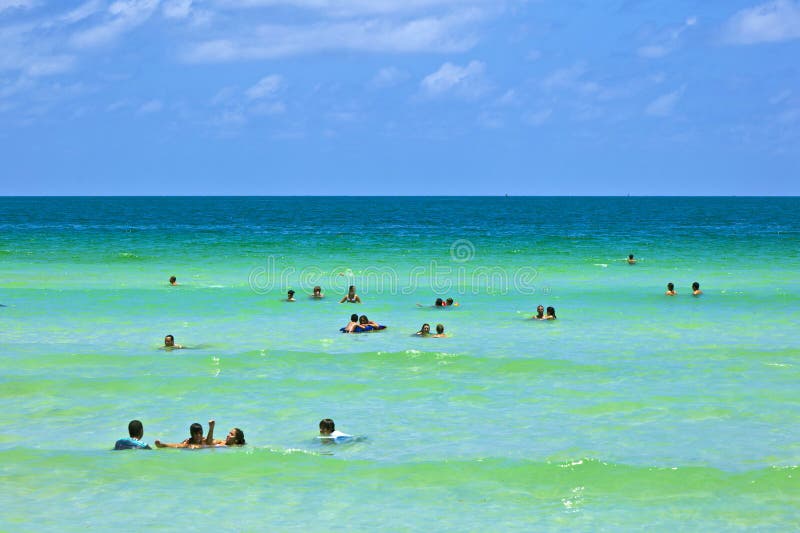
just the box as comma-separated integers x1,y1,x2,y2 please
313,286,321,293
629,254,634,260
667,282,674,291
692,282,700,290
189,423,203,437
231,428,246,446
420,323,431,333
446,298,454,306
165,335,174,344
288,290,295,296
359,315,369,324
319,418,335,433
350,314,358,322
169,276,176,284
348,285,356,293
128,419,143,439
435,298,444,306
436,324,444,334
546,306,556,319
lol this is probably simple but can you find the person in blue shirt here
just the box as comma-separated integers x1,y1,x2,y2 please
114,420,151,450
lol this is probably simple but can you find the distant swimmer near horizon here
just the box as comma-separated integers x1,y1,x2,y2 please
114,419,151,450
287,289,296,302
627,254,637,265
169,276,178,286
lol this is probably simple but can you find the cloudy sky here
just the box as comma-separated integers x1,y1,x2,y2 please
1,0,798,195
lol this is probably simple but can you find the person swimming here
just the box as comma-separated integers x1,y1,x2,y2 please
287,289,296,302
342,314,360,333
692,281,702,296
532,305,545,319
544,306,557,320
169,276,178,286
311,286,324,299
445,298,459,307
205,419,246,447
339,285,361,304
155,422,205,448
665,282,677,296
163,334,184,349
432,324,446,338
416,323,431,336
627,254,636,265
114,419,151,450
318,418,352,444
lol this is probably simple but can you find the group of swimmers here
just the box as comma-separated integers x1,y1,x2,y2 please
531,305,557,320
114,418,349,450
665,281,703,296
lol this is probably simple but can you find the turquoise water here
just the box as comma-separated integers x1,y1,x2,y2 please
1,197,798,530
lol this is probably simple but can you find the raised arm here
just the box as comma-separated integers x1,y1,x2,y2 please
205,419,216,445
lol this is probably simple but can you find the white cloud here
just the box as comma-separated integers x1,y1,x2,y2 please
211,0,495,18
637,16,697,59
524,108,551,126
245,74,283,99
370,66,409,88
71,0,159,49
541,63,599,95
58,0,104,25
722,0,800,44
25,55,76,77
163,0,192,18
138,99,163,113
420,60,486,98
0,0,36,13
645,86,685,117
181,10,480,61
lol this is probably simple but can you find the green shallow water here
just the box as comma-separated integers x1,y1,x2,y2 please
1,197,799,530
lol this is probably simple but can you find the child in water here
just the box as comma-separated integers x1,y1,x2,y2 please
318,418,352,443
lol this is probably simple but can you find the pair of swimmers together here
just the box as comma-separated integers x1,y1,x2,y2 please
154,420,246,449
532,305,557,320
665,282,702,296
416,323,446,337
417,297,459,308
341,313,385,333
287,286,324,301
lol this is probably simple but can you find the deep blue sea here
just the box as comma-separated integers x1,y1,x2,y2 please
1,197,798,530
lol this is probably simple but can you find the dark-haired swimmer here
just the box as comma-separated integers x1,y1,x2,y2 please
432,324,447,338
318,418,352,443
163,335,184,349
342,314,360,333
416,323,431,336
339,285,361,304
692,282,702,296
544,306,557,320
627,254,636,265
114,419,151,450
287,289,296,302
532,305,545,320
445,298,459,307
359,315,381,329
665,283,677,296
205,419,246,447
311,286,324,299
169,276,178,286
155,422,205,448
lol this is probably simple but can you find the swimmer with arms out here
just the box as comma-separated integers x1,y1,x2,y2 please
155,422,205,448
205,419,246,447
318,418,352,444
163,334,183,349
339,285,362,304
114,419,151,450
665,282,677,296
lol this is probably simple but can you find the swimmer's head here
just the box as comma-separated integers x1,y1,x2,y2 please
226,427,245,446
189,422,204,443
436,324,444,334
629,254,634,260
128,419,144,439
536,305,544,315
287,290,295,298
350,314,358,322
546,306,556,318
313,286,321,295
692,282,700,290
420,323,431,334
667,282,674,291
164,335,175,347
319,418,335,435
446,298,454,306
435,298,444,306
348,285,356,294
359,315,369,324
169,276,177,285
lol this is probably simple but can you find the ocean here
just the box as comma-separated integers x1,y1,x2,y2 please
1,197,798,530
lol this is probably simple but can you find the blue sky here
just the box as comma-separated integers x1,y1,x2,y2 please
1,0,798,195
